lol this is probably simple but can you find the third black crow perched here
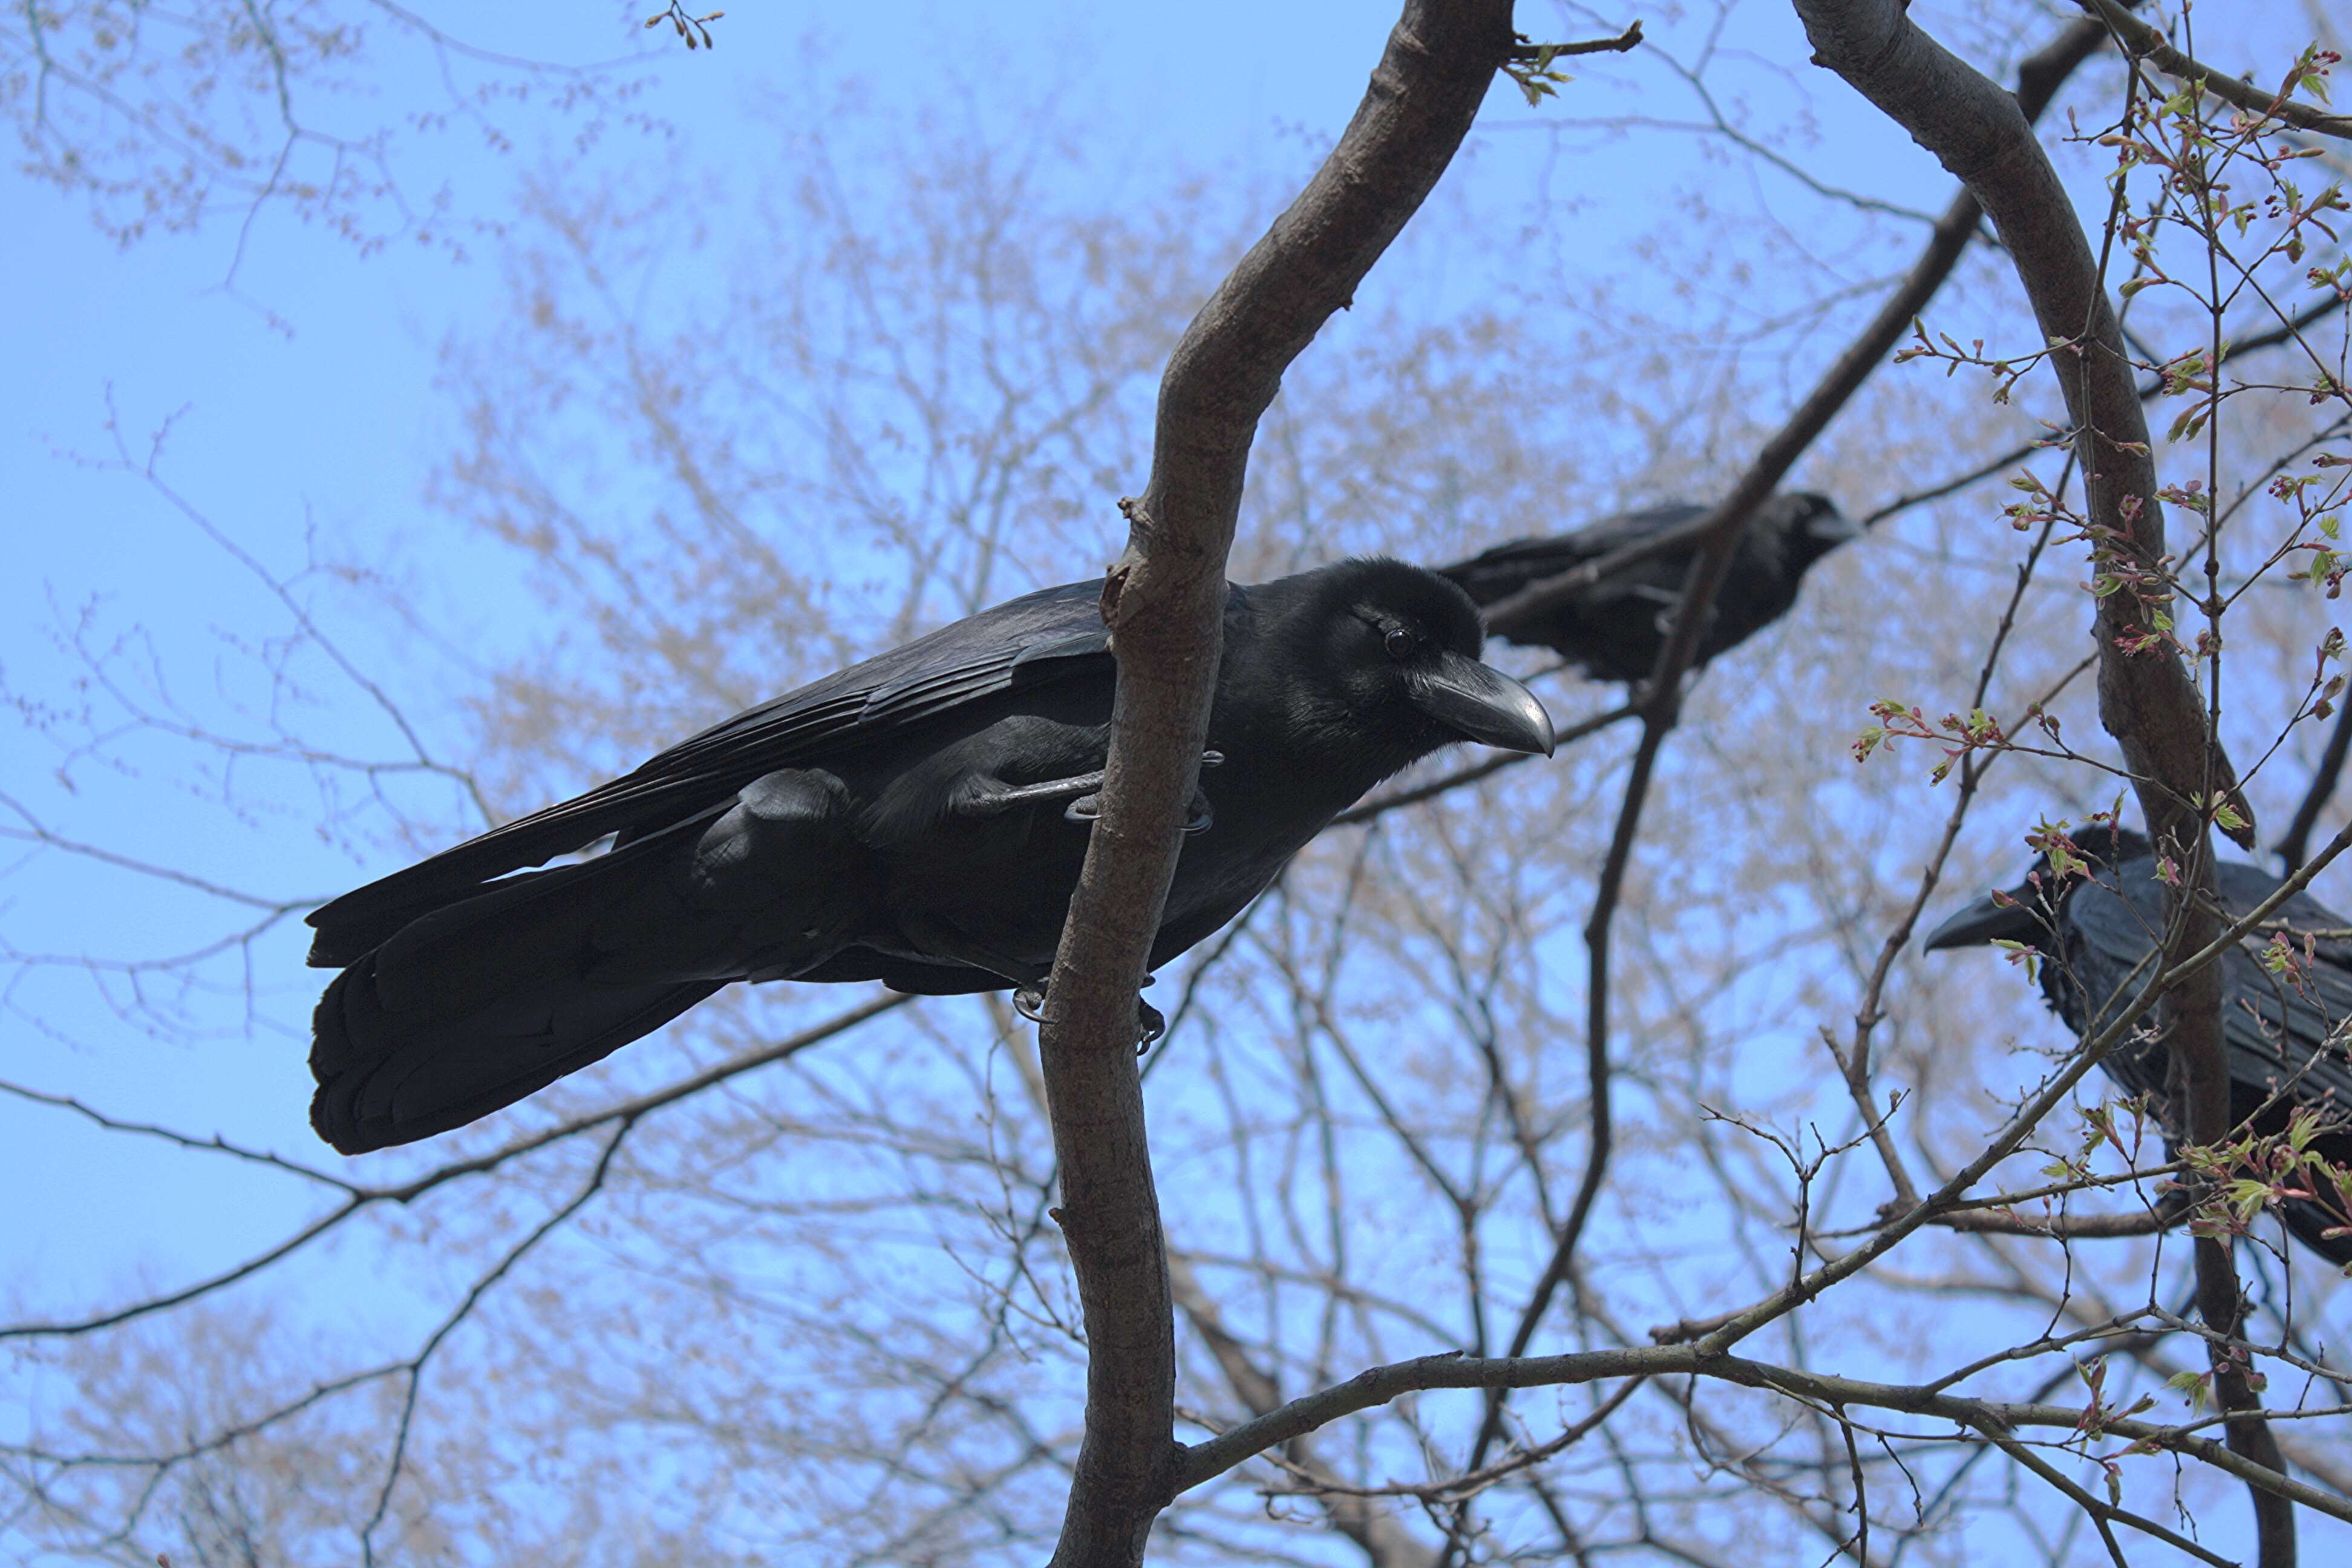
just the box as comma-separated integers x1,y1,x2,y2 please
1440,493,1857,683
1925,824,2352,1267
307,558,1554,1154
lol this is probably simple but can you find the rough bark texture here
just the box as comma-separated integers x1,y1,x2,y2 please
1034,5,1518,1564
1789,3,2290,1562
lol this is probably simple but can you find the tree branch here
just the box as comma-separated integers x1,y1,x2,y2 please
1791,4,2284,1558
0,993,905,1341
1170,1257,1433,1568
1177,1344,2352,1524
2074,0,2352,142
1033,4,1535,1561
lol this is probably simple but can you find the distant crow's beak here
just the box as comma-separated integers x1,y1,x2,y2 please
1412,652,1555,756
1921,887,2040,953
1806,502,1861,545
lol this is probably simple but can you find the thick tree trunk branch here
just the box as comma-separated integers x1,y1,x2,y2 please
1036,4,1523,1563
1791,2,2286,1560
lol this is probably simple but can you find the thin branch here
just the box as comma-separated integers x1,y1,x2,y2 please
0,993,905,1340
356,1121,632,1564
2076,0,2352,141
1178,1345,2352,1524
0,1079,358,1194
2279,697,2352,872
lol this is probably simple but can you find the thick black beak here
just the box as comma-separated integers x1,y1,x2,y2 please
1411,652,1555,756
1921,887,2041,953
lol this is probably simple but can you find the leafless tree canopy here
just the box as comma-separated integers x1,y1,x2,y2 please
8,1,2352,1564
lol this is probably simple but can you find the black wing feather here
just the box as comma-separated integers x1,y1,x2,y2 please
2064,861,2352,1112
307,580,1111,965
1442,504,1705,607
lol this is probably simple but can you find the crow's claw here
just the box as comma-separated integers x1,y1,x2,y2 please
1008,984,1164,1051
1063,749,1224,827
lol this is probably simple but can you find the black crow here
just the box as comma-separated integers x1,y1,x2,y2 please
1440,492,1856,683
1925,825,2352,1266
307,558,1555,1154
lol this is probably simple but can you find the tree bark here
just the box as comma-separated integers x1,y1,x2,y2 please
1036,4,1521,1563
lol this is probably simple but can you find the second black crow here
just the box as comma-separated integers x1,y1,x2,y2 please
1440,492,1856,682
1926,824,2352,1267
307,558,1555,1154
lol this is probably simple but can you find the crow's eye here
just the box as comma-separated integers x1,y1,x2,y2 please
1384,627,1416,660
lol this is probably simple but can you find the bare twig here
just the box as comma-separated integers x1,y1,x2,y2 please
2279,698,2352,872
2076,0,2352,141
1,994,905,1341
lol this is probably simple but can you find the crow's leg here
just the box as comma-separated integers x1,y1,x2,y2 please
955,751,1223,826
1064,751,1222,836
886,920,1160,1048
952,769,1105,815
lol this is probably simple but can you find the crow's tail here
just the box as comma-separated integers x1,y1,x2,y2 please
311,963,719,1154
308,848,724,1155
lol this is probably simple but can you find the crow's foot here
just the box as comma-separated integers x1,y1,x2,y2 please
1065,750,1221,835
1011,983,1165,1052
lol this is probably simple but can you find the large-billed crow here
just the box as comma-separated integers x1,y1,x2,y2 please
307,558,1555,1154
1925,825,2352,1266
1440,492,1856,683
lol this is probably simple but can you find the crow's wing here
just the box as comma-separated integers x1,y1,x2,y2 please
1440,504,1705,607
2068,860,2352,1113
2212,860,2352,1111
307,580,1112,964
1527,502,1707,560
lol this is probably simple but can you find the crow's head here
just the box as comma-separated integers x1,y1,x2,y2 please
1249,557,1554,774
1762,492,1860,573
1922,822,2152,953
